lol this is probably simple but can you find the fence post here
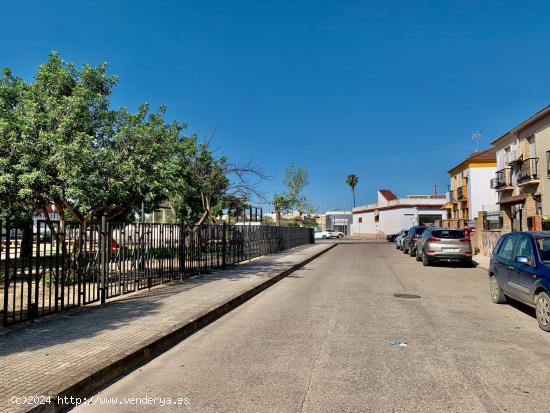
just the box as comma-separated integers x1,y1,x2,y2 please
100,215,107,304
2,220,8,327
222,222,227,269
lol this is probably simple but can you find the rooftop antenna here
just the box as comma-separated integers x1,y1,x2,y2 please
472,130,481,153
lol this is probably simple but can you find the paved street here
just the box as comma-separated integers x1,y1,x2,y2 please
75,241,550,413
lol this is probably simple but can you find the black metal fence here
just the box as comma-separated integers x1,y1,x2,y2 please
1,219,314,326
483,212,503,231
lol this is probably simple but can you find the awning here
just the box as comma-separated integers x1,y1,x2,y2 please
497,194,528,205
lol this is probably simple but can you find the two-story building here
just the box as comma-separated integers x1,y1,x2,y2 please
443,147,498,226
490,104,550,230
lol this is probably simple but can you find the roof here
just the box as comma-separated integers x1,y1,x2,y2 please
379,189,397,201
491,104,550,145
496,194,528,205
447,147,496,174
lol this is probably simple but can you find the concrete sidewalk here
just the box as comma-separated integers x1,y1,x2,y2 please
473,254,490,270
0,243,335,413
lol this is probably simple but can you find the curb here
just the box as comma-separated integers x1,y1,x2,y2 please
31,243,337,413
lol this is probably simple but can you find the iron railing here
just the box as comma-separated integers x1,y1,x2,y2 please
457,186,467,200
483,212,503,230
492,169,511,189
1,220,314,326
448,190,456,202
518,157,538,183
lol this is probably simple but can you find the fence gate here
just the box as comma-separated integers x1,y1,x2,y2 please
511,209,523,232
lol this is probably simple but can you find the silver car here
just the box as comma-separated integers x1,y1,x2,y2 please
395,229,409,250
415,227,473,266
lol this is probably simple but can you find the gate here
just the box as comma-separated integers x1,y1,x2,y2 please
511,209,523,232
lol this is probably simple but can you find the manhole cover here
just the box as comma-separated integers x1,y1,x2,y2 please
393,293,421,299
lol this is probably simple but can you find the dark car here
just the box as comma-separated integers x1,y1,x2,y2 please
402,226,427,257
386,233,399,242
489,231,550,332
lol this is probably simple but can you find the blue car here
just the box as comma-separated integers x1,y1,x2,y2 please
489,231,550,332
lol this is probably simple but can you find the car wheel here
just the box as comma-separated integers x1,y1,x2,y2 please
338,234,343,239
403,246,408,254
409,247,415,257
490,275,507,304
415,249,422,262
322,235,326,239
422,253,431,266
395,243,399,249
535,291,550,332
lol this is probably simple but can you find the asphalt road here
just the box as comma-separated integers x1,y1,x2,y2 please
74,242,550,413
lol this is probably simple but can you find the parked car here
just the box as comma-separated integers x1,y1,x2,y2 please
314,229,344,239
489,231,550,332
386,233,399,242
402,226,427,256
415,227,472,266
395,229,409,250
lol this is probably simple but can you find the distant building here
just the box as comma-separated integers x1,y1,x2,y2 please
443,147,498,225
325,210,353,235
351,189,447,236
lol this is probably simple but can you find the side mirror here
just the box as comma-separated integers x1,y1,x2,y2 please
515,256,530,265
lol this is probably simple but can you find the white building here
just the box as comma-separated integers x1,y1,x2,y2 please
351,189,447,236
325,210,353,235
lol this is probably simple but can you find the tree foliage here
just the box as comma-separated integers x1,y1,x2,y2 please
0,52,266,230
346,174,359,207
273,162,312,225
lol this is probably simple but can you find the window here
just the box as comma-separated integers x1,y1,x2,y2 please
496,235,516,259
546,150,550,175
536,237,550,263
514,236,534,261
358,217,363,223
431,230,464,239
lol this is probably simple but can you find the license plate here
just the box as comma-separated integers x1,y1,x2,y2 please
442,248,459,252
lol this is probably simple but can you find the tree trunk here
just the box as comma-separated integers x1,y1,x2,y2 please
352,189,356,208
275,208,281,226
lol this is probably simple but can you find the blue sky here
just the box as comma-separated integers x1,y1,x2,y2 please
2,1,550,212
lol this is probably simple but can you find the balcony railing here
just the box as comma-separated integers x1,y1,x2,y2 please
517,157,539,183
457,186,467,200
448,190,456,202
492,168,511,189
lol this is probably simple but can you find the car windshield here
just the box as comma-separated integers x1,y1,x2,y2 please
431,230,464,239
535,237,550,263
416,227,427,235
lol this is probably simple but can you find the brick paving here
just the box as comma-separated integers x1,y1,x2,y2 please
0,243,332,413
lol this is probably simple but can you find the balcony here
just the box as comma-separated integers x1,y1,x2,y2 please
492,168,512,190
457,186,467,200
448,190,456,202
517,157,539,185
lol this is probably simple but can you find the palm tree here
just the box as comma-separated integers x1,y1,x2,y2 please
346,174,359,208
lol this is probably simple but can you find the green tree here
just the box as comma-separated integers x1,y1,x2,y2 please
0,52,182,235
346,174,359,207
273,163,312,226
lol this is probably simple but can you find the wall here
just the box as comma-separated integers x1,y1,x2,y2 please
352,207,446,235
469,166,498,219
535,121,550,215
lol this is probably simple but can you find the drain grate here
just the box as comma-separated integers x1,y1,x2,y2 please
393,293,421,299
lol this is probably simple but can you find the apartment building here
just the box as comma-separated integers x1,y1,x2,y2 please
443,147,498,224
490,105,550,230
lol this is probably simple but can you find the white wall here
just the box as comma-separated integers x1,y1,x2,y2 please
352,207,446,235
469,167,498,220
